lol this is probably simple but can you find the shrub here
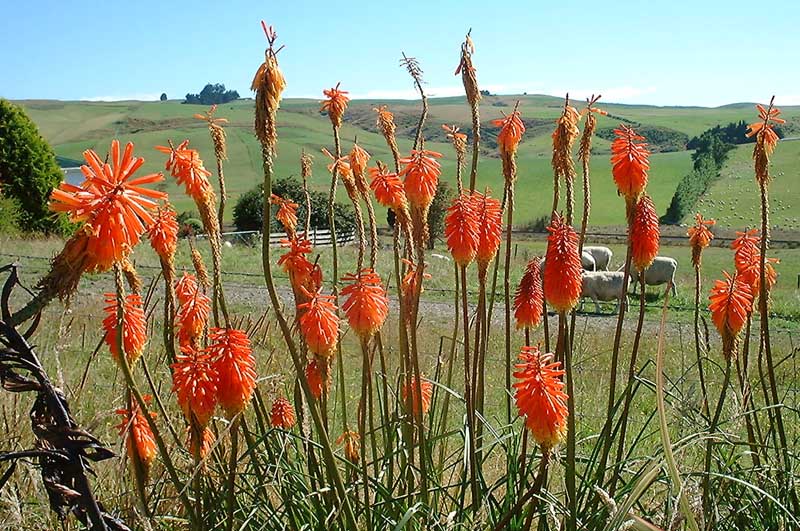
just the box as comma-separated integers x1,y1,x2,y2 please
0,99,69,233
427,180,453,249
0,194,21,235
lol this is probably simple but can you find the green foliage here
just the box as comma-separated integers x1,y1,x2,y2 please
160,93,168,102
0,99,68,233
184,83,240,105
0,194,21,234
426,181,454,249
596,124,689,152
233,176,356,236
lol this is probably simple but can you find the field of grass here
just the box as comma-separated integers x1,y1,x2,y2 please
17,95,800,229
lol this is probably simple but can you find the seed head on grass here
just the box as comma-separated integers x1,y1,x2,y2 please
513,346,568,450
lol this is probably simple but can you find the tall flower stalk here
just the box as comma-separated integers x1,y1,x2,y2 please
456,31,481,190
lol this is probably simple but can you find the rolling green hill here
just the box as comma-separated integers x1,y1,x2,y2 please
16,95,800,229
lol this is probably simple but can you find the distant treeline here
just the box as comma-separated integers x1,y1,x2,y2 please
184,83,240,105
596,124,689,153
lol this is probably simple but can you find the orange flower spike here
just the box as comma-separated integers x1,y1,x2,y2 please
207,328,257,418
48,140,166,271
305,358,328,400
270,397,296,429
115,396,158,471
746,101,784,153
514,258,544,330
610,125,650,202
321,83,349,128
493,110,526,156
171,346,218,427
444,193,480,266
543,214,582,313
189,427,216,460
340,269,389,338
349,143,371,179
175,284,211,347
630,194,661,272
708,272,754,359
400,258,431,301
297,288,339,357
336,430,361,462
102,293,148,366
401,375,434,416
174,273,199,306
154,140,213,201
687,213,715,268
270,194,299,237
731,229,760,274
513,346,568,449
369,165,408,213
399,149,443,210
472,191,503,276
147,205,179,264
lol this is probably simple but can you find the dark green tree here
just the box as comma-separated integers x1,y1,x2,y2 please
426,181,454,249
0,99,68,233
160,93,168,101
184,84,240,105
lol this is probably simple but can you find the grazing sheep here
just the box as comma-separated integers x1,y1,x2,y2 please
632,257,678,296
580,271,629,314
582,246,613,270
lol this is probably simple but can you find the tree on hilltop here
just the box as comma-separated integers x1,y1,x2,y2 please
184,83,240,105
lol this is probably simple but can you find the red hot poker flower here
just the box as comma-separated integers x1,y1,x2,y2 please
687,213,715,268
336,430,360,463
298,288,339,357
171,345,218,427
115,395,158,473
493,110,526,156
611,125,650,202
513,346,568,449
747,101,784,183
270,397,296,429
444,193,480,266
174,273,199,306
175,282,211,348
305,358,328,400
401,375,434,416
514,258,544,330
349,143,371,190
630,194,660,272
147,205,179,266
102,293,148,367
370,164,409,215
340,269,389,338
472,191,503,277
708,271,754,359
154,140,212,201
270,194,299,237
399,150,443,210
543,214,582,313
49,140,166,272
321,83,349,128
207,328,257,418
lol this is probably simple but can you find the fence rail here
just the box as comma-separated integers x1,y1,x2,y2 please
198,229,356,247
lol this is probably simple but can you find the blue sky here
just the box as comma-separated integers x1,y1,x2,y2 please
1,0,798,106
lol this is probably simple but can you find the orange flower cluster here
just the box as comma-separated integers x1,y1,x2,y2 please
270,397,296,429
147,205,179,267
513,346,568,449
175,276,211,348
207,328,257,418
401,375,433,416
444,192,479,266
155,140,213,202
278,237,322,308
543,215,582,313
514,258,544,330
747,102,784,184
341,269,389,338
630,194,660,272
174,273,199,305
349,143,371,195
305,358,329,400
171,346,218,427
115,396,158,475
49,140,166,272
731,229,778,294
336,430,360,462
102,293,147,367
399,149,443,210
708,272,754,359
400,258,430,302
551,103,581,179
473,191,503,276
442,124,468,161
370,164,409,221
321,83,349,128
687,214,715,268
611,126,650,202
189,426,216,460
270,194,299,237
251,21,286,147
493,110,526,156
298,288,339,357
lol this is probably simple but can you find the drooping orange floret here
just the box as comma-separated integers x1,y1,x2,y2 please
336,430,360,463
444,193,480,266
270,194,299,237
543,215,582,313
171,345,218,427
399,149,443,210
207,328,257,418
401,375,434,416
400,258,431,302
471,191,503,276
305,358,328,400
49,140,166,272
747,100,784,184
189,426,216,460
369,164,409,214
709,272,754,359
298,288,339,357
349,143,371,182
321,83,349,128
513,346,568,449
270,397,296,429
442,124,468,159
116,396,158,473
493,110,526,156
514,258,544,330
174,272,199,306
738,254,779,295
102,293,148,366
321,147,352,180
731,229,760,273
154,140,212,201
147,205,179,265
340,269,389,338
687,213,715,268
630,194,660,272
611,125,650,201
278,237,322,304
175,282,211,348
